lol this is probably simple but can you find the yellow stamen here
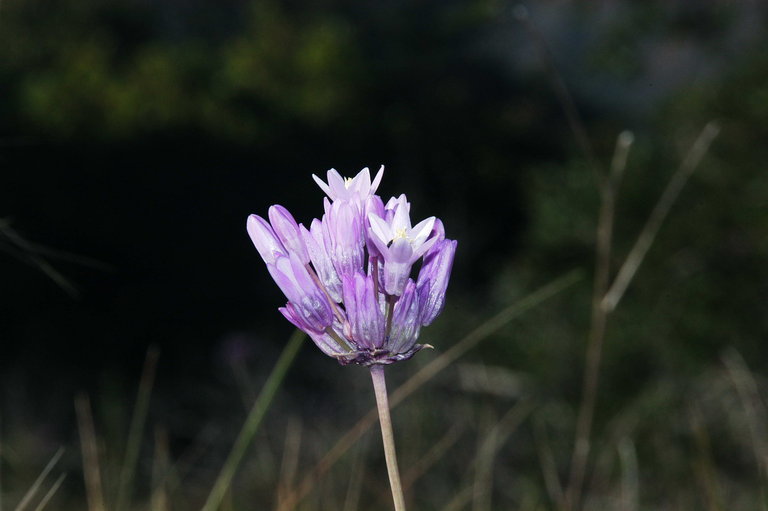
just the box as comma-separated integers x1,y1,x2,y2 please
393,227,409,240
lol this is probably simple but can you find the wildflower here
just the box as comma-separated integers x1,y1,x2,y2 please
246,165,456,511
246,166,456,366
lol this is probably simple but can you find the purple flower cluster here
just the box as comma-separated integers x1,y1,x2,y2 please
247,166,457,366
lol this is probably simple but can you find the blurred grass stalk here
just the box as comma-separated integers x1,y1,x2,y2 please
565,123,720,511
12,448,64,511
722,349,768,510
515,7,721,508
75,396,107,511
201,329,304,511
115,348,159,511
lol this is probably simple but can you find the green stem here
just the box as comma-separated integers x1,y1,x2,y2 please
201,330,304,511
370,364,407,511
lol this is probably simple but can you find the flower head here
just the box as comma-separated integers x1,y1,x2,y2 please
247,166,456,366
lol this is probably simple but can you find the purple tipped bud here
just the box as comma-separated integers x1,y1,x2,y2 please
247,214,287,264
268,253,333,332
269,205,309,264
342,272,386,349
416,239,457,326
325,200,365,278
300,220,342,302
388,279,422,354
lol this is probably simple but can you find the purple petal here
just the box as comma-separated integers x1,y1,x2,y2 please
388,279,421,353
268,253,334,331
247,214,287,264
269,205,309,264
301,221,342,302
416,239,457,326
326,201,365,278
342,272,386,349
383,259,411,296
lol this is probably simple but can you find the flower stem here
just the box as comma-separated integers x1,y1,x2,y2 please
370,364,407,511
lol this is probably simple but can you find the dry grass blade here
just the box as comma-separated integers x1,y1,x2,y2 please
617,438,638,511
566,131,634,511
534,417,565,510
277,270,582,511
722,349,768,509
116,347,159,511
31,473,66,511
689,406,724,511
201,330,304,511
441,485,473,511
275,418,303,509
13,448,64,511
151,427,170,511
472,402,532,511
602,121,720,312
567,123,715,511
75,395,107,511
402,422,464,490
341,436,368,511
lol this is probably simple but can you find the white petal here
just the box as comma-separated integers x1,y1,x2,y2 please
410,216,435,244
351,167,371,195
312,174,333,198
370,165,384,194
392,197,412,231
368,212,393,242
326,169,347,199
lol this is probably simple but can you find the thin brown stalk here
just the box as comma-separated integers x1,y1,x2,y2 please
472,402,532,511
275,418,303,509
565,131,634,511
13,448,64,511
441,485,473,511
341,437,368,511
617,438,639,511
150,427,170,511
402,422,464,490
75,395,107,511
276,271,582,511
722,349,768,509
689,406,724,511
513,4,603,186
602,122,720,312
534,417,565,510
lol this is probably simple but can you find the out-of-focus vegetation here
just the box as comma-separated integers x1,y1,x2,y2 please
2,1,768,510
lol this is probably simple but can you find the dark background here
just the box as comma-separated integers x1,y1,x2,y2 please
2,1,768,509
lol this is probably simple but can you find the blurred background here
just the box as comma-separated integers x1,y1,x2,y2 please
2,0,767,509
